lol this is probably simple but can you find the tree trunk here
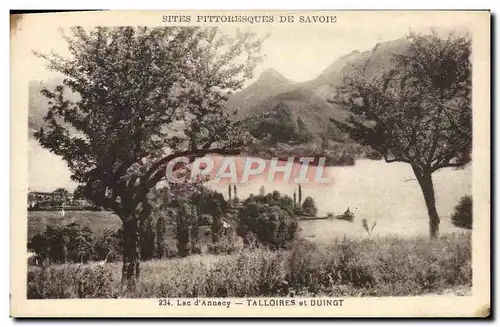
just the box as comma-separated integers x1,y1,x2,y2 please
412,166,440,238
121,216,141,292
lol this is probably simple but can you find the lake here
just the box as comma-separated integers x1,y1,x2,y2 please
28,139,472,240
204,156,472,240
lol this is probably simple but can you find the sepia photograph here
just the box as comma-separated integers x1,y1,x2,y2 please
10,10,490,317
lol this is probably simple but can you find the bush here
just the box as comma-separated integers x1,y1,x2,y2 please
451,195,472,229
29,222,95,264
237,202,298,249
207,233,238,255
198,214,213,226
190,187,227,218
28,217,165,265
242,190,295,215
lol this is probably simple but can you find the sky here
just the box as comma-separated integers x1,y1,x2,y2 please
21,12,474,84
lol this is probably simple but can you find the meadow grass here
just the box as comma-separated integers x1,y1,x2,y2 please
27,232,471,298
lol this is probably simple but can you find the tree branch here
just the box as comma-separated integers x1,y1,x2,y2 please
431,161,467,172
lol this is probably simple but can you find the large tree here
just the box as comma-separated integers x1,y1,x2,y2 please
34,26,264,289
332,32,472,238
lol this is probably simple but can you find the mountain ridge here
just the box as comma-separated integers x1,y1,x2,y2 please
227,38,410,162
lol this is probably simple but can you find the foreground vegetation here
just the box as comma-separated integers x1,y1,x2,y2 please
27,232,471,298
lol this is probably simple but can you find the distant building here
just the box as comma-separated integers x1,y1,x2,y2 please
28,191,64,203
27,191,72,209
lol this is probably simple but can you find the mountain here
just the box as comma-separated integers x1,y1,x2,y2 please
227,38,410,156
304,38,410,98
226,68,296,117
300,49,363,99
27,38,410,164
243,87,350,144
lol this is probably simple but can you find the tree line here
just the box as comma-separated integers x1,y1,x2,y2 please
28,186,309,265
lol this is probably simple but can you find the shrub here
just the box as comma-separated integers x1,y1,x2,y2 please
336,153,355,166
365,149,383,160
198,214,213,226
237,202,298,249
242,190,295,215
28,222,95,264
451,195,472,229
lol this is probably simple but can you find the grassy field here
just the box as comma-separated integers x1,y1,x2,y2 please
28,210,122,239
27,232,471,298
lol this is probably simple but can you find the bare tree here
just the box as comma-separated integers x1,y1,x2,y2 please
332,32,472,238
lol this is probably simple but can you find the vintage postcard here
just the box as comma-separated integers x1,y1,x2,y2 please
10,10,490,317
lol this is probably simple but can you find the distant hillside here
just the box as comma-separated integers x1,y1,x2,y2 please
27,38,410,168
28,78,78,135
226,68,296,117
244,87,349,144
229,38,410,163
303,38,410,98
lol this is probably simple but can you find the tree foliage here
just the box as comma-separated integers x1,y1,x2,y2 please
175,203,192,258
242,190,295,215
33,26,265,285
301,196,318,216
332,32,472,238
73,185,86,200
451,195,472,230
238,203,298,249
238,190,298,248
154,215,168,259
34,26,264,216
53,188,71,199
333,32,471,171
